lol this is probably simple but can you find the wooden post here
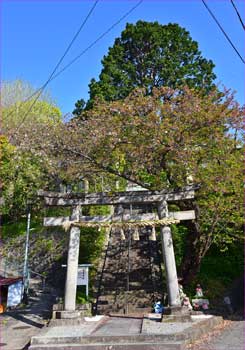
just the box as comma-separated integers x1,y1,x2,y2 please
158,200,181,308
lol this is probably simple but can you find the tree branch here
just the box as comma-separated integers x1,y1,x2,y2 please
62,146,152,190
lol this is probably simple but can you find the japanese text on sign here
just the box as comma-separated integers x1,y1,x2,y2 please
77,267,88,285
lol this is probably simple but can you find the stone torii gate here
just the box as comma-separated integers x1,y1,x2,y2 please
38,185,196,318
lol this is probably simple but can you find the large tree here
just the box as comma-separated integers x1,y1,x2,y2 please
74,21,216,114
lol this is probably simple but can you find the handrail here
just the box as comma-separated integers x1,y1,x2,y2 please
29,269,46,290
29,269,45,278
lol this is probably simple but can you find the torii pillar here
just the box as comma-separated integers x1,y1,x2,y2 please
158,200,181,310
64,206,81,314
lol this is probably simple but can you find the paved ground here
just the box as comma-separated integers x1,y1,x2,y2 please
93,316,143,335
29,314,223,350
187,319,245,350
1,291,243,350
208,321,245,350
30,314,214,340
0,289,56,350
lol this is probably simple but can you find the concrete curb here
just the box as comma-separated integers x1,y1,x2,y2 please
182,316,224,345
29,342,186,350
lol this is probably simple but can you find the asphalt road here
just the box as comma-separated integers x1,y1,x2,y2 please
0,289,56,350
190,320,245,350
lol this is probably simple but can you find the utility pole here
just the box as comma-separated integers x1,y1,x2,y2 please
23,201,31,300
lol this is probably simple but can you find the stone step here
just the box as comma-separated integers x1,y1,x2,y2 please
97,306,153,315
99,294,153,299
101,284,155,296
29,341,185,349
98,295,153,302
94,226,163,314
31,333,186,346
96,300,153,308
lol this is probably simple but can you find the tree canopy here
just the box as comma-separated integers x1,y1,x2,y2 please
68,86,243,282
9,79,243,284
1,80,62,136
74,21,216,114
0,80,62,220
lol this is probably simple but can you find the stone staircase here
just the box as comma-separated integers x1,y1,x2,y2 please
94,227,164,315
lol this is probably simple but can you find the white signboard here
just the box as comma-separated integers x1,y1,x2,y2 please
7,281,23,307
62,263,91,297
77,267,88,286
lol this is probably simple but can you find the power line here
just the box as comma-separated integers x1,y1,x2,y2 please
47,0,144,83
201,0,245,64
7,0,143,138
230,0,245,30
9,0,99,139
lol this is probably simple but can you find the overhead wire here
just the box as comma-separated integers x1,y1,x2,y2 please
230,0,245,30
201,0,245,64
46,0,144,84
9,0,99,139
19,0,143,99
8,0,143,139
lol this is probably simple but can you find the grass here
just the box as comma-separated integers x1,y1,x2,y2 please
1,216,44,239
76,287,92,304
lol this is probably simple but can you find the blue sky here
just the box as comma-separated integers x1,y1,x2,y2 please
2,0,245,115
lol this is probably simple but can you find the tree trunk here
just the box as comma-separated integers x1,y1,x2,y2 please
178,203,213,287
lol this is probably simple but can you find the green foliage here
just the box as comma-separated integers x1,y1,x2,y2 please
1,80,62,133
0,137,48,219
89,205,111,216
203,279,226,301
199,244,244,286
45,207,71,217
78,21,216,110
185,242,244,299
69,86,243,282
72,98,86,117
1,216,44,239
78,226,106,292
2,99,61,132
0,80,63,222
79,226,105,264
1,80,54,107
87,173,127,193
171,224,188,267
36,238,54,253
76,287,92,304
1,219,27,239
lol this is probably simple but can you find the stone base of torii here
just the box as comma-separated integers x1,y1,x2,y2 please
38,186,196,320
